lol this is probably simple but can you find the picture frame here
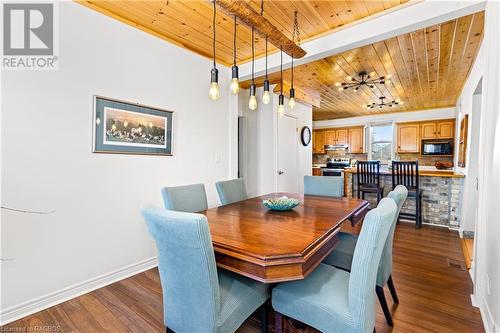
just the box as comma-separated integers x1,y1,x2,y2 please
92,96,174,156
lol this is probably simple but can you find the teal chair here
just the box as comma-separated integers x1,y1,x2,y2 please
272,197,397,333
142,207,270,333
322,185,408,327
304,176,344,197
161,183,208,213
215,178,248,205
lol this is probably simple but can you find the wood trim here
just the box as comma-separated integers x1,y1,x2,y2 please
215,0,306,59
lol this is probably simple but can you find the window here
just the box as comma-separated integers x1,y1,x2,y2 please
370,123,393,165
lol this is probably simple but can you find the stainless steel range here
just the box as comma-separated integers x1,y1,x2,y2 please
321,158,351,177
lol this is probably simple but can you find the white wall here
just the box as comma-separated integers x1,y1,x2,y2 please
473,2,500,331
239,87,312,197
313,107,456,129
1,2,234,323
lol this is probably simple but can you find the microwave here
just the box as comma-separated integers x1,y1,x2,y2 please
421,139,454,155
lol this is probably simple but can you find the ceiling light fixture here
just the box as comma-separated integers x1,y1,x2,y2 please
336,71,391,92
365,96,403,109
277,46,285,116
208,0,220,101
261,1,271,105
248,26,257,110
289,11,300,109
230,15,239,95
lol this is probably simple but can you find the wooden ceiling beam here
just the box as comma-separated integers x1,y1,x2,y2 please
215,0,306,59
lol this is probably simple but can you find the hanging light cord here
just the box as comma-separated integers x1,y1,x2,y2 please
261,0,268,80
291,11,300,89
251,27,255,83
233,15,237,66
280,46,283,95
212,0,216,68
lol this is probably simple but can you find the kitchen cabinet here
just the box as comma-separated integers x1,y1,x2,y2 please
312,168,322,176
397,123,420,153
324,130,336,145
421,122,437,140
348,127,364,153
313,130,325,154
336,129,349,145
420,120,455,140
437,120,455,138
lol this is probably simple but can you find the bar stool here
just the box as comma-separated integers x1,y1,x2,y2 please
392,161,423,228
356,161,384,205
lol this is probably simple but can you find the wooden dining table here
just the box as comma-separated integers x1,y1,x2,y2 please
203,193,369,283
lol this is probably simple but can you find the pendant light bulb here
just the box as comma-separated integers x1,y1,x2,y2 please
262,80,271,104
209,68,220,101
289,88,296,109
277,94,285,116
249,84,257,110
230,65,239,94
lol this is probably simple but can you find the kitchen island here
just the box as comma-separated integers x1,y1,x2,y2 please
343,168,464,228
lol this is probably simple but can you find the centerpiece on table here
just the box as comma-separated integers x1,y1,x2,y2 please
263,196,300,211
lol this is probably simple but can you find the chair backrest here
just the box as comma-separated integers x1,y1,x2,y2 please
357,161,381,187
392,161,419,191
161,183,208,213
304,176,344,197
141,207,220,332
215,178,248,205
376,185,408,286
348,197,397,332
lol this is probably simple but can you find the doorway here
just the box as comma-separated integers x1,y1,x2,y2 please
277,115,299,193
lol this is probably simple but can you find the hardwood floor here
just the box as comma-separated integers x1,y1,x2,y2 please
461,237,474,270
1,223,483,333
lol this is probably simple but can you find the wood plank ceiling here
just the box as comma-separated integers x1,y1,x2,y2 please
243,11,484,120
77,0,408,66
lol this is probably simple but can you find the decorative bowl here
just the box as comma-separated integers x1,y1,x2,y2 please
263,196,300,211
435,161,453,170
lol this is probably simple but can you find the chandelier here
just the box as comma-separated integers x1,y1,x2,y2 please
336,71,391,92
365,96,403,109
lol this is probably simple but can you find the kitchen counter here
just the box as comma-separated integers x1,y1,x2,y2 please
343,167,464,178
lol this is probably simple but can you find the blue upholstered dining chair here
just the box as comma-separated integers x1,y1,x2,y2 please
272,197,397,333
215,178,248,205
322,185,408,327
161,183,208,213
142,207,270,333
304,176,344,197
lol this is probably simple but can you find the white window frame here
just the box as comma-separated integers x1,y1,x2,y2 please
367,121,395,164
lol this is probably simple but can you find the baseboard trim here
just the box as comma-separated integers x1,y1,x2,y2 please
0,257,158,326
478,296,497,333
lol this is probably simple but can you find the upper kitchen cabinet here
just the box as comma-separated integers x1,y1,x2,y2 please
348,127,365,153
421,122,437,140
397,123,420,153
336,129,349,146
436,120,455,138
313,130,325,154
421,119,455,140
324,130,336,145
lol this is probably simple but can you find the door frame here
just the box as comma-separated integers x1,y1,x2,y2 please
276,114,299,193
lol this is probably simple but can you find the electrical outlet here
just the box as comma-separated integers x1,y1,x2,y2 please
486,274,491,296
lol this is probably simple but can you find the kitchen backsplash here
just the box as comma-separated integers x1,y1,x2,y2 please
313,151,367,164
395,153,454,166
313,151,454,166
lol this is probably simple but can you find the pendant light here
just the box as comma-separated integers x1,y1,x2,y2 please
248,26,257,110
230,15,239,94
208,0,220,101
277,47,285,116
289,11,300,109
261,1,271,104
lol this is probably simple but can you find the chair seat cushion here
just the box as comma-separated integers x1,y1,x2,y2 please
272,264,356,333
217,268,269,333
322,232,357,271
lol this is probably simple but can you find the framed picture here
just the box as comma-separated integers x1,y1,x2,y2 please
93,96,173,156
